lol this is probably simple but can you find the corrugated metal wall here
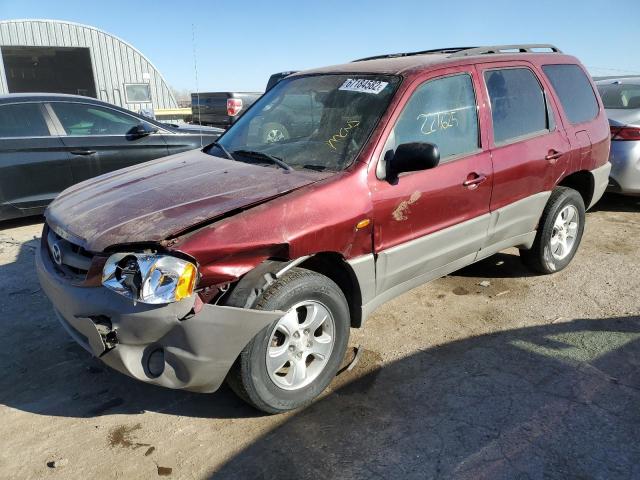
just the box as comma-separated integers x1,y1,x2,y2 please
0,19,177,111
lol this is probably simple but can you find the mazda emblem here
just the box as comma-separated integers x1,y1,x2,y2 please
51,242,63,266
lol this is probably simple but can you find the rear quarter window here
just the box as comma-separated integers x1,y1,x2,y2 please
542,64,599,124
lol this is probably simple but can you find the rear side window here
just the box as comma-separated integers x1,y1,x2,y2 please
485,68,547,144
386,73,479,162
0,103,50,138
543,64,599,124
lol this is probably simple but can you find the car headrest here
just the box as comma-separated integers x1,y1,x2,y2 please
601,90,624,108
627,96,640,109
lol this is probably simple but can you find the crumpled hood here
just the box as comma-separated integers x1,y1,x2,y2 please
45,149,331,252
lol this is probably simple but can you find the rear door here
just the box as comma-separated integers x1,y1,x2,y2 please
370,68,493,296
47,101,169,183
541,64,605,175
0,102,72,216
478,62,570,248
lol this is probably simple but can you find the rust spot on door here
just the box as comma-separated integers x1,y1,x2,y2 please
392,191,421,221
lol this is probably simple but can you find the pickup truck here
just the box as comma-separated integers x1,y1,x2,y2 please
190,72,298,129
190,92,261,129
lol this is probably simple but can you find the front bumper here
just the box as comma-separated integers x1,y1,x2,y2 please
36,241,282,393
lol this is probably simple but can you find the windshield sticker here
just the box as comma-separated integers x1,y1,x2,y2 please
326,120,360,151
339,78,389,95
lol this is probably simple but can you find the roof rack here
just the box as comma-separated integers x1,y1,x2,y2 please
449,44,562,57
352,47,476,62
352,44,562,62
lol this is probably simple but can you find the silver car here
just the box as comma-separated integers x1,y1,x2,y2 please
596,78,640,195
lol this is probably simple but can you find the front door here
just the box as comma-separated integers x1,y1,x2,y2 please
370,68,493,297
47,101,168,184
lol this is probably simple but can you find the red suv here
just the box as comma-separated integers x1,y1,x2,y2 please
37,45,611,413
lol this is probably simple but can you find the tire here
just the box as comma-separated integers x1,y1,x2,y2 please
519,187,585,274
261,121,289,144
227,267,350,414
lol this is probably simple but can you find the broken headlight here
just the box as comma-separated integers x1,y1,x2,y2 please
102,253,197,304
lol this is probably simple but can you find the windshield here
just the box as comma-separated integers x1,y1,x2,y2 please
206,74,400,171
597,83,640,110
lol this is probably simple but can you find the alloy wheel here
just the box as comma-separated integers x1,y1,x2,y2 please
550,205,579,260
265,300,335,390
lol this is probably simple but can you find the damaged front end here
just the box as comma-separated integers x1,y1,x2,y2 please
37,224,283,393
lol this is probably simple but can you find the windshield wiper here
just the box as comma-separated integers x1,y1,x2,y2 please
302,164,328,171
232,149,292,172
210,141,235,161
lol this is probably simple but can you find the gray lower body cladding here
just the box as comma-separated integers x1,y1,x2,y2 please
36,242,282,393
352,191,550,320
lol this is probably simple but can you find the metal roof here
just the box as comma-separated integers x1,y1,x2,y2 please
0,19,177,110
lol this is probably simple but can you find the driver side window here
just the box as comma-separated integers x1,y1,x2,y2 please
51,102,142,136
380,73,479,177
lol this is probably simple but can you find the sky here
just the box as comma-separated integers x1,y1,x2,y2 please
1,0,637,93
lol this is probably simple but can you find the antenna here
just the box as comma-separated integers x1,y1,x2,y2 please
192,23,203,148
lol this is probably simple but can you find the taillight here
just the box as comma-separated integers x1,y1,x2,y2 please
610,125,640,141
227,98,243,117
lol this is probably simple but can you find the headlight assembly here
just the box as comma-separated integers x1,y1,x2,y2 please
102,253,197,304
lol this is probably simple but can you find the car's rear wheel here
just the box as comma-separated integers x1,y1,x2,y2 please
520,187,585,274
227,268,350,414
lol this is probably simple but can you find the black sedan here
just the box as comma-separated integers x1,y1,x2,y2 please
0,93,222,221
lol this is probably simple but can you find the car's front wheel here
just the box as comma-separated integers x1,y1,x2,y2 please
227,268,350,413
520,187,586,274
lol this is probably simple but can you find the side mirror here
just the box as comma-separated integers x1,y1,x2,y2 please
129,123,158,138
387,142,440,183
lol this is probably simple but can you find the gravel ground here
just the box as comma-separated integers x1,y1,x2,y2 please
0,193,638,479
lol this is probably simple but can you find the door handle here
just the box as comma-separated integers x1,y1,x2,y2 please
545,150,563,162
70,149,96,156
463,173,487,189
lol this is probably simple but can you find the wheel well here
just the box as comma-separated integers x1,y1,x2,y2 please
299,253,363,328
558,170,594,208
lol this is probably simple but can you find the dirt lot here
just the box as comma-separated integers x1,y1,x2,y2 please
0,194,639,479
